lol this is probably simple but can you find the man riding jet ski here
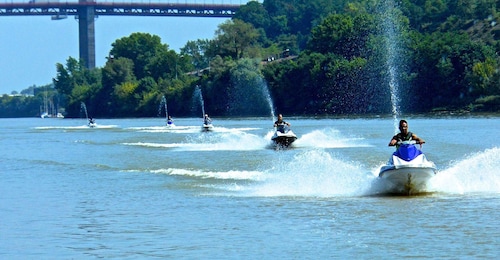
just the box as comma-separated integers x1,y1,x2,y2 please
379,120,437,195
271,114,297,148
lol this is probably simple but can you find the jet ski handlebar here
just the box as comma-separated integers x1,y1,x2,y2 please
397,140,419,145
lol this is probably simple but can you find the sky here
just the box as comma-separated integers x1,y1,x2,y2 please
0,1,241,95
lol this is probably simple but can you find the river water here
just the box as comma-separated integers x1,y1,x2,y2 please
1,116,499,258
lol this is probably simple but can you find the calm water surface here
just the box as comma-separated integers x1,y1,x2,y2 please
1,116,499,258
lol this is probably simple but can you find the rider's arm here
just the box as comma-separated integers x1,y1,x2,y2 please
388,134,399,146
412,134,425,144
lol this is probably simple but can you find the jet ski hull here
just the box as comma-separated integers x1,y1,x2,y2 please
202,124,213,132
379,164,437,195
378,143,437,195
271,131,297,148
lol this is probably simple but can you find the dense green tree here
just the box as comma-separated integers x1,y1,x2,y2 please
214,19,260,59
181,39,212,70
102,57,136,87
53,57,102,117
0,94,41,117
234,1,271,32
110,33,169,80
309,14,355,54
407,31,499,111
146,50,176,81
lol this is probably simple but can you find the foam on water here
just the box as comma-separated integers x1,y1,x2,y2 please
127,125,201,134
431,147,500,194
245,150,374,197
263,127,371,150
124,130,270,151
152,168,266,181
145,147,500,197
34,124,118,130
149,149,374,197
295,128,370,148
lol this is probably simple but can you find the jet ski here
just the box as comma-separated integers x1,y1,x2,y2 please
166,116,175,128
88,118,96,128
166,121,175,128
201,123,213,132
271,125,297,148
378,141,437,195
201,115,214,132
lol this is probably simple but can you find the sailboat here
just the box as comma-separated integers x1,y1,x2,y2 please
40,86,64,118
40,89,50,118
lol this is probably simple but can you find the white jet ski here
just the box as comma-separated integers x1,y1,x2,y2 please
271,125,297,148
88,118,96,128
201,124,213,132
378,141,437,195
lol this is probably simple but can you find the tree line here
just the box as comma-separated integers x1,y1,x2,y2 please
1,0,499,118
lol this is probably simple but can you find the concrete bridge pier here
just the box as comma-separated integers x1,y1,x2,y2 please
78,0,95,69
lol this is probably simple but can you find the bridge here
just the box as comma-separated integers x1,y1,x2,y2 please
0,0,245,69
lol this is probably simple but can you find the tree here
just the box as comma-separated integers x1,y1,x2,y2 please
110,33,170,80
102,57,136,88
214,19,260,59
309,12,376,59
53,57,80,96
234,1,271,32
53,57,102,117
309,14,354,54
470,57,500,96
181,39,211,70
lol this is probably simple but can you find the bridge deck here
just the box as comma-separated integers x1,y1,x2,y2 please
0,2,240,17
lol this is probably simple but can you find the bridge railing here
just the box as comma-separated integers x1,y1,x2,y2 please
0,1,243,17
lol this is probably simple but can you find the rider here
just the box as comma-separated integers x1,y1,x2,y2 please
204,114,212,125
388,119,425,148
88,117,95,125
274,114,291,133
167,115,174,125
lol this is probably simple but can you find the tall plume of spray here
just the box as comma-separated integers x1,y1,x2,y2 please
80,102,89,120
259,77,276,122
192,85,205,117
380,0,404,134
158,95,168,121
229,59,276,121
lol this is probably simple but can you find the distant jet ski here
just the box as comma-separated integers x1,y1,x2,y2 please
202,114,213,132
88,118,96,128
201,123,213,132
166,119,175,128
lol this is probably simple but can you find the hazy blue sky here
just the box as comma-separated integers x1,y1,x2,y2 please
0,1,241,94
